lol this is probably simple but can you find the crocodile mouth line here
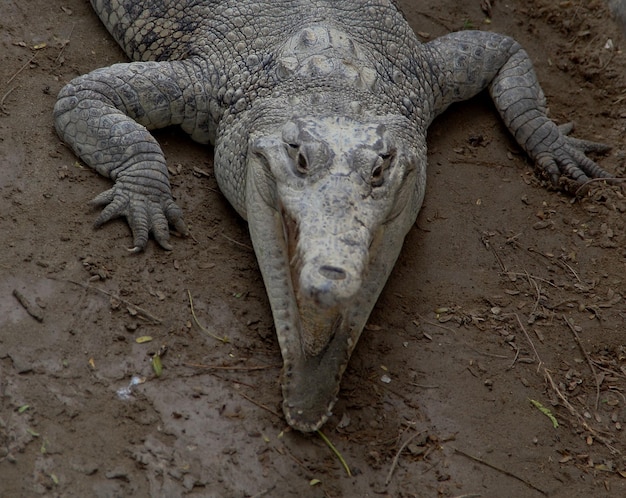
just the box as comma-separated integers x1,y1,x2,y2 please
280,204,302,288
277,202,351,430
280,312,351,431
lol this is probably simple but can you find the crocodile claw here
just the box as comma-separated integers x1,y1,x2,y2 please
91,183,187,252
557,123,612,154
534,122,613,187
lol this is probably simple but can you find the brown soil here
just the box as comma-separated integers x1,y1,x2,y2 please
1,1,626,497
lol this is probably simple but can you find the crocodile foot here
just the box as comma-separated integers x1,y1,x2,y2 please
91,180,188,252
534,122,613,189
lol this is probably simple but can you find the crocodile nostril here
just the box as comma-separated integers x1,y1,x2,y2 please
319,265,347,281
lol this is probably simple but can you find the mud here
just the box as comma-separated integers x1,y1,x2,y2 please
1,1,626,497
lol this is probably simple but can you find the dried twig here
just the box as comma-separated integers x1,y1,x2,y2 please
385,431,422,485
562,315,600,410
509,342,521,368
481,234,506,272
221,233,253,251
575,177,626,197
55,23,75,64
506,272,558,288
187,289,229,343
544,370,619,454
6,54,36,86
526,248,581,284
0,86,17,115
236,390,282,420
63,278,162,324
524,271,543,314
250,485,277,498
557,259,581,283
12,289,44,322
409,382,440,389
416,316,458,335
452,447,547,496
184,362,280,371
511,313,542,371
469,347,509,359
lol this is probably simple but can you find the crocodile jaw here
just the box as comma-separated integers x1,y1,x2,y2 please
245,116,424,432
247,201,398,432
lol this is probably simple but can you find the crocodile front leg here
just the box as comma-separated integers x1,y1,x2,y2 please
421,31,613,186
488,45,612,186
54,59,214,251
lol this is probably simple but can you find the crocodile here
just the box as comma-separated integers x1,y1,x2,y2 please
54,0,613,432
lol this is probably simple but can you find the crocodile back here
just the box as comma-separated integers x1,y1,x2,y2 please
90,0,218,61
89,0,423,74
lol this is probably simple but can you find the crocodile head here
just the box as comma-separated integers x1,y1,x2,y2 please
243,99,426,431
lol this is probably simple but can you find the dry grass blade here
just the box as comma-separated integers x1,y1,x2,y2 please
187,289,229,343
562,315,600,410
529,399,558,428
510,311,617,453
317,430,352,477
544,370,619,454
452,447,547,496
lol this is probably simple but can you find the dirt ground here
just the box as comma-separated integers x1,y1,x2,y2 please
1,1,626,497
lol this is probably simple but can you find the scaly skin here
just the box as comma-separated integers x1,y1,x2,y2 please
54,0,614,431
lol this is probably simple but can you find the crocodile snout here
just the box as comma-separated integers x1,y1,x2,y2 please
299,258,362,308
319,264,347,280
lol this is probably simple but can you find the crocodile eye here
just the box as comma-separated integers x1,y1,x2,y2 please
284,141,308,176
371,154,391,187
